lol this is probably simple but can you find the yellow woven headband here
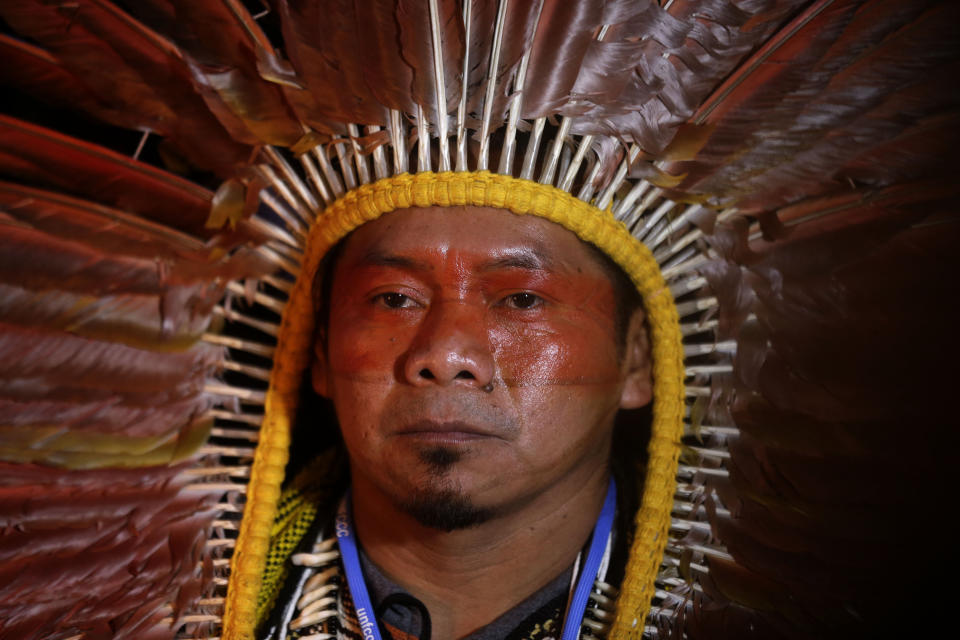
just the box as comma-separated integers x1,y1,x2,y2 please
225,171,685,639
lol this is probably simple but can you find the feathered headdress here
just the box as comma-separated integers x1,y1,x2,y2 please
0,1,956,638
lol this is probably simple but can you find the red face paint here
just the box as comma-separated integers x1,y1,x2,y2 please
315,206,648,521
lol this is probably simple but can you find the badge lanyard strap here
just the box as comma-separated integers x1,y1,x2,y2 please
559,476,617,640
336,477,617,640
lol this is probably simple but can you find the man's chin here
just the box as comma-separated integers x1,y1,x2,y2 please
398,487,494,532
382,444,496,531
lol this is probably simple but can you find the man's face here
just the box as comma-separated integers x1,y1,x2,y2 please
314,206,651,530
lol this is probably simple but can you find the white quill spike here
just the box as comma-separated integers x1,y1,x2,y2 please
577,161,602,201
347,124,371,185
367,125,389,180
257,187,308,240
661,250,706,279
547,23,607,189
312,146,345,197
298,152,333,206
265,238,304,264
539,117,571,185
643,218,668,246
260,273,294,294
417,104,431,172
264,146,319,214
638,199,678,242
613,180,653,220
557,144,571,187
654,208,736,264
257,164,312,228
202,334,275,359
498,51,530,175
246,216,300,250
263,242,303,269
622,187,662,231
455,0,471,172
428,0,450,171
595,144,640,211
389,109,408,175
558,134,593,191
477,0,510,171
334,138,357,191
225,281,287,315
214,305,281,338
498,0,544,175
649,204,705,250
254,245,301,279
520,117,546,180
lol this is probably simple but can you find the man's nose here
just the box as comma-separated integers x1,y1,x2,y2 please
402,299,495,389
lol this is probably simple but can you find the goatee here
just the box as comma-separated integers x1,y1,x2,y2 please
398,445,493,531
400,487,493,532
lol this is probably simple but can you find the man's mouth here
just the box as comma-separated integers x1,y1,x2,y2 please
394,420,500,444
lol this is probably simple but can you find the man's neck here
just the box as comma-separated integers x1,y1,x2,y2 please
349,466,611,639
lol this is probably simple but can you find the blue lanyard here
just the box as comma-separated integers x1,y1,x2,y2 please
336,477,617,640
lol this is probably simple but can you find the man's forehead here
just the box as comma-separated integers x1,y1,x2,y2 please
338,205,600,273
356,245,553,271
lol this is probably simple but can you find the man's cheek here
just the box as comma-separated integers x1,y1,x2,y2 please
329,326,409,381
490,324,580,386
334,386,387,448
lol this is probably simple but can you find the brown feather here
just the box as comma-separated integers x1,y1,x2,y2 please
0,323,221,396
278,0,391,126
530,0,807,153
396,0,464,123
123,0,306,147
687,184,959,638
0,282,213,349
0,0,251,175
0,33,147,133
0,394,216,440
0,115,218,238
666,0,960,210
521,0,605,117
0,462,222,640
0,184,267,296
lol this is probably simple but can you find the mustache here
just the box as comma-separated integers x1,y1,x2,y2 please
382,395,517,437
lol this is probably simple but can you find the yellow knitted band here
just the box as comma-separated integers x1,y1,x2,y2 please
223,171,684,639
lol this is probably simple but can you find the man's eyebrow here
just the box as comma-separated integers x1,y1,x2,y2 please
479,248,552,272
358,249,432,271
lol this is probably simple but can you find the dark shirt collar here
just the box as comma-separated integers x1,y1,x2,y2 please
358,547,572,640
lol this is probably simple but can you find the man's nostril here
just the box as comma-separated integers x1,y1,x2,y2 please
419,369,435,380
455,370,476,380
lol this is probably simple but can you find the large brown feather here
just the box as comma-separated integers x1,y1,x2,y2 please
664,0,960,210
677,182,959,638
0,462,221,640
0,115,217,237
122,0,306,148
0,0,251,175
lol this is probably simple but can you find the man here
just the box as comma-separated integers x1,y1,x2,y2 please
304,204,653,637
231,168,687,640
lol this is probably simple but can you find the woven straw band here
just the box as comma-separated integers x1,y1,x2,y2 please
223,171,684,639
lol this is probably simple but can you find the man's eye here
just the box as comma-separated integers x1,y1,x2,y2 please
504,292,542,309
375,292,415,309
